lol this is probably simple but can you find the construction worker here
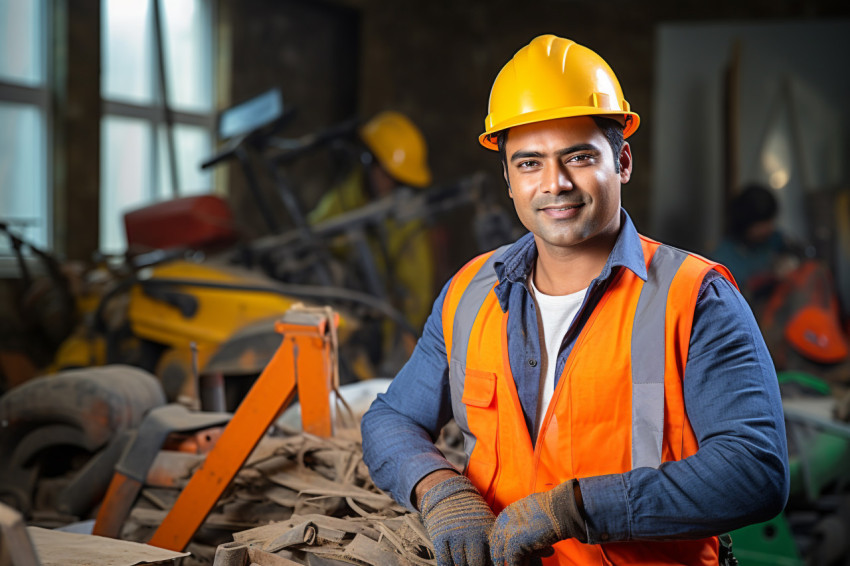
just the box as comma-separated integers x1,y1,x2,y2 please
361,35,789,565
711,185,850,378
309,111,435,357
711,183,798,300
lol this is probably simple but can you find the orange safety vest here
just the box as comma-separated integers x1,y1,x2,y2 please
442,235,736,566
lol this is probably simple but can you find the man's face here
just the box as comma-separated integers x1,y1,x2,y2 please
503,116,632,257
745,219,776,245
368,162,397,197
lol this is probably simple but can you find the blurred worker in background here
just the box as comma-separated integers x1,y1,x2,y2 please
361,34,789,565
711,183,798,301
712,184,849,382
309,111,435,364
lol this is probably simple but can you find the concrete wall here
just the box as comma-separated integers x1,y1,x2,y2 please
47,0,850,271
222,0,849,279
653,20,850,253
226,0,360,237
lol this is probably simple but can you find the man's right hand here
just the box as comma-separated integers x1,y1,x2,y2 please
419,473,495,566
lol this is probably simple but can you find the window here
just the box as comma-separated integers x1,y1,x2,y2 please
0,0,49,254
100,0,215,252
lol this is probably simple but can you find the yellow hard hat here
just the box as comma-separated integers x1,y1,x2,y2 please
360,111,432,188
479,35,640,150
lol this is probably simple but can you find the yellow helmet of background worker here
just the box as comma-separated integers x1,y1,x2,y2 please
479,34,640,150
360,111,432,188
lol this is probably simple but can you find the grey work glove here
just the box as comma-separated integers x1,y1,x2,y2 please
420,474,496,566
488,479,586,566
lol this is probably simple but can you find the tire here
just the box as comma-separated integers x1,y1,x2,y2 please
0,365,166,516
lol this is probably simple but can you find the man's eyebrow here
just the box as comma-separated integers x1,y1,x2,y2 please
509,150,543,162
509,143,600,162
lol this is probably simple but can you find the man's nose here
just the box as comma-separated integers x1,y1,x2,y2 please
542,162,573,194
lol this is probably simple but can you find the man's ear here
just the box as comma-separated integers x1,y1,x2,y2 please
503,164,512,197
618,142,633,184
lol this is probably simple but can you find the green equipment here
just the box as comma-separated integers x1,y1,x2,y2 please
731,371,850,565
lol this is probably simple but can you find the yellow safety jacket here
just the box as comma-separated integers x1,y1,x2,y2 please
309,168,435,331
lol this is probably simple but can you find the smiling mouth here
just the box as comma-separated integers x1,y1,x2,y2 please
540,203,583,212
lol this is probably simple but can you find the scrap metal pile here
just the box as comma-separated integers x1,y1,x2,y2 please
0,301,469,566
216,512,433,566
117,424,464,566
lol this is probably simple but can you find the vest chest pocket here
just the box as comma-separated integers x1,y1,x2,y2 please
461,368,499,503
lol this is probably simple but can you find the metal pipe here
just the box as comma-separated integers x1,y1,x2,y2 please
200,373,227,413
212,541,248,566
152,0,180,196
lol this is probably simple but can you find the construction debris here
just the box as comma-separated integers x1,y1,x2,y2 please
2,502,187,566
117,424,464,565
26,527,189,566
218,513,435,566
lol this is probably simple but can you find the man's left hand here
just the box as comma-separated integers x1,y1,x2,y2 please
488,479,586,565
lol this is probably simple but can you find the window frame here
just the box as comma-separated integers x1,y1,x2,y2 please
0,0,53,269
99,0,217,253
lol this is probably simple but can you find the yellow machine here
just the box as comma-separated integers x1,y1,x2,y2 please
49,257,361,409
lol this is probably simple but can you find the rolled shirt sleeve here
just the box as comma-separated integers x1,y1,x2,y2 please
361,280,459,511
580,273,790,543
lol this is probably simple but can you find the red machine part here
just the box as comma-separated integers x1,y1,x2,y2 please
123,195,238,251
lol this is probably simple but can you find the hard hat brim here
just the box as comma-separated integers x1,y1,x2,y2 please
479,107,640,150
393,168,432,188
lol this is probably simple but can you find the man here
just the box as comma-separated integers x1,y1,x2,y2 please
309,111,436,361
361,35,789,566
711,183,796,298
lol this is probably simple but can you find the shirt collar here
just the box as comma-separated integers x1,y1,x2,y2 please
492,209,647,310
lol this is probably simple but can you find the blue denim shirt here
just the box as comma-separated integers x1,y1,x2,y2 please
361,210,789,544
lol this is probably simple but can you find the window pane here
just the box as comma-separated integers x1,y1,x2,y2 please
102,0,153,104
155,123,213,198
0,102,47,253
100,116,153,252
0,0,43,86
162,0,213,112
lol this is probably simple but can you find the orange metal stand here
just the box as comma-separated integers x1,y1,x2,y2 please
147,309,337,551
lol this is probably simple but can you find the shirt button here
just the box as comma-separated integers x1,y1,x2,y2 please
528,359,537,367
600,533,610,541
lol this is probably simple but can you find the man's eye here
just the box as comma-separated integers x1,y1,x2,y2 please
568,154,592,162
517,160,537,169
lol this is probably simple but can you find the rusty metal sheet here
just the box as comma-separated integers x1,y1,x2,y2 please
118,421,446,565
129,507,256,531
247,547,304,566
227,513,434,566
265,467,394,509
343,533,410,566
26,526,188,565
146,451,205,488
263,486,300,508
233,516,381,547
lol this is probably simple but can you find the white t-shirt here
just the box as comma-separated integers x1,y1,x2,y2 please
529,277,588,437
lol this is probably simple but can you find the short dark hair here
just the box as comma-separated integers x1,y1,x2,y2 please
592,117,625,172
495,116,625,173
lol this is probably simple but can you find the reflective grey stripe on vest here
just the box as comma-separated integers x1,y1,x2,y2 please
630,245,688,469
448,243,689,470
449,245,511,458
